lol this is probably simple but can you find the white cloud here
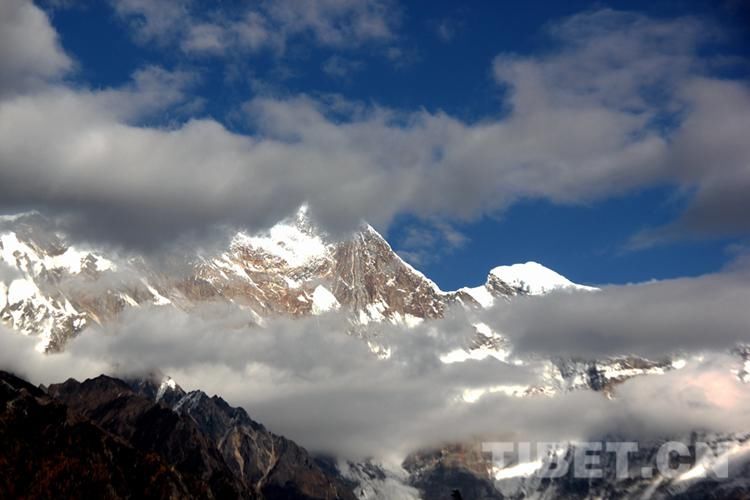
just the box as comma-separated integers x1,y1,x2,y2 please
0,7,747,251
631,77,750,244
0,3,747,467
2,302,748,460
0,0,72,96
181,22,227,54
265,0,398,47
0,324,108,384
109,0,191,46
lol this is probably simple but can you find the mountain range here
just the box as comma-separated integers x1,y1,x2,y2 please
0,208,592,352
1,208,748,499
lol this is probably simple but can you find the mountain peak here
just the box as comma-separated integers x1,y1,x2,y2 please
231,207,331,269
489,261,596,295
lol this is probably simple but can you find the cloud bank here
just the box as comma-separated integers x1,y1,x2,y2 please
2,275,749,461
0,3,748,249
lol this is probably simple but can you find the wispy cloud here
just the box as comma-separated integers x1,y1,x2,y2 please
109,0,401,56
431,16,464,43
322,55,364,79
397,220,468,266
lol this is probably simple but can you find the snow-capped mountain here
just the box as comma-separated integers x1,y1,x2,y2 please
0,214,114,351
0,207,531,352
488,261,598,295
0,208,678,394
458,261,597,308
0,209,703,400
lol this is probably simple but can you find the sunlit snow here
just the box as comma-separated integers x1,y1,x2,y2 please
490,261,597,295
311,285,340,315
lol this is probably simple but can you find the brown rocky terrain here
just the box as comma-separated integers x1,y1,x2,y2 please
0,370,356,499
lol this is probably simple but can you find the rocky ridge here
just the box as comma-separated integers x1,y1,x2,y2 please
0,369,358,499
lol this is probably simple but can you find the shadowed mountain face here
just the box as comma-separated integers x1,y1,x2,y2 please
4,369,750,499
0,370,201,499
62,376,353,499
47,376,249,499
0,371,355,500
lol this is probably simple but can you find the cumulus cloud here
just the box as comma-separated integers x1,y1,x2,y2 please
0,0,72,96
0,76,663,248
0,6,747,251
631,78,750,245
489,10,750,244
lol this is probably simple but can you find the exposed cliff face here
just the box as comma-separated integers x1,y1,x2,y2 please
403,443,502,500
330,226,446,324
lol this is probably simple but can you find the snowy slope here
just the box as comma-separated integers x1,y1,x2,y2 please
458,284,496,307
0,215,175,351
455,261,596,311
488,261,597,295
234,206,331,268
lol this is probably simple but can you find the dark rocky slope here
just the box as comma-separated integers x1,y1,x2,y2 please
0,371,355,500
0,370,200,499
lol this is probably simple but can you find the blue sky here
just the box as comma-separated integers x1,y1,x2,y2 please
2,0,749,290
